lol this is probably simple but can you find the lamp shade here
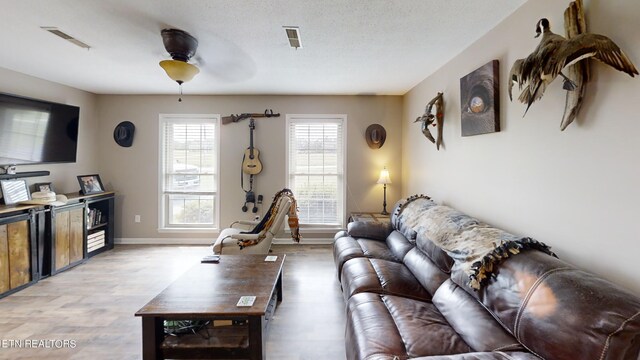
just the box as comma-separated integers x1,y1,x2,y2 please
159,60,199,84
377,168,392,185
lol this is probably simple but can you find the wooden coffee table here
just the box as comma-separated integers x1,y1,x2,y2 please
135,254,285,360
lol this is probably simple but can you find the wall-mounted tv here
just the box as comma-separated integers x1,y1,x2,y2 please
0,93,79,166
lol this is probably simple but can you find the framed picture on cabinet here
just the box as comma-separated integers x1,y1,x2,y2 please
0,179,31,205
77,174,105,195
34,182,54,193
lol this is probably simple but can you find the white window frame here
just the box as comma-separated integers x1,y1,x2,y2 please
158,114,220,232
285,114,347,230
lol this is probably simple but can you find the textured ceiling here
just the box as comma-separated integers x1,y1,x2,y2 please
0,0,527,95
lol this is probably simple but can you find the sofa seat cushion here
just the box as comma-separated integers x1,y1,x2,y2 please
346,292,471,360
340,257,432,302
334,236,399,280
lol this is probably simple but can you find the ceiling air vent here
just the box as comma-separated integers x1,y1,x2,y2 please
283,26,302,49
41,27,91,49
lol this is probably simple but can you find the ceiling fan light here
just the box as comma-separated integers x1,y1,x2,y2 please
159,60,199,83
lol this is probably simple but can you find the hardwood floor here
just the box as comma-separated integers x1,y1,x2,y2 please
0,244,346,359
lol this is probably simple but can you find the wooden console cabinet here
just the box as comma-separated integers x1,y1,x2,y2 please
49,203,85,274
45,192,115,276
0,191,115,296
0,209,38,297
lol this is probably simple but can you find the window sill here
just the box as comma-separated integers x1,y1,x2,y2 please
158,228,219,234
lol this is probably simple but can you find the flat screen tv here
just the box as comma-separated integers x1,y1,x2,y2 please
0,93,79,166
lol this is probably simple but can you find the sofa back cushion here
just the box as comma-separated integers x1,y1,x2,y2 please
403,247,450,295
458,251,640,360
432,279,525,353
347,220,392,241
416,232,454,274
386,230,414,261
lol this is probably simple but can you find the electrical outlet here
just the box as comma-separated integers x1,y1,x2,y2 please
134,215,141,223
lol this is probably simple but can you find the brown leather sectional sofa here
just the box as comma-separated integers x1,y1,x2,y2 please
334,200,640,360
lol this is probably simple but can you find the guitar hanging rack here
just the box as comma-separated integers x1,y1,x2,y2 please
240,118,263,212
222,109,280,125
226,109,279,212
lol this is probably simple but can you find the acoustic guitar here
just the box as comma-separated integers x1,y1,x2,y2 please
242,118,263,175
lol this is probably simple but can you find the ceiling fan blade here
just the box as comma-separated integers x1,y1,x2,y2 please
192,55,206,67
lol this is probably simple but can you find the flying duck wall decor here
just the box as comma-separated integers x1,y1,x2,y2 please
509,0,638,130
415,92,445,150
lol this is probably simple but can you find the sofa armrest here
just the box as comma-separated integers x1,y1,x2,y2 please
347,220,392,241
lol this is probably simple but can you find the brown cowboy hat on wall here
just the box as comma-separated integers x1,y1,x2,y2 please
365,124,386,149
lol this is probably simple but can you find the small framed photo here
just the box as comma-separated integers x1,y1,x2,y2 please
34,182,54,193
77,174,105,195
0,179,31,205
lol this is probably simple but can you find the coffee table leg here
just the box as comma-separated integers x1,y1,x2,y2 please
248,315,265,360
276,272,283,302
142,317,163,360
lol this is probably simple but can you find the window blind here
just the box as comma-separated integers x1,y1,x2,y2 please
160,115,218,229
287,117,345,226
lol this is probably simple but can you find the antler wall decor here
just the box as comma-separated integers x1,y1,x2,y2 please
415,92,445,150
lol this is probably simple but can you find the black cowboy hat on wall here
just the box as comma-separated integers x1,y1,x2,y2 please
365,124,386,149
113,121,135,147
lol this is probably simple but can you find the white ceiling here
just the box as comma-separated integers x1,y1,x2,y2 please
0,0,527,95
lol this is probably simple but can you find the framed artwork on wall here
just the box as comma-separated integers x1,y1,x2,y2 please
0,179,31,205
77,174,105,195
460,60,500,136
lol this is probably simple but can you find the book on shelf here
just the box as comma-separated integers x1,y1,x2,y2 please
88,243,105,252
87,208,107,229
87,230,106,252
87,230,105,238
87,231,105,239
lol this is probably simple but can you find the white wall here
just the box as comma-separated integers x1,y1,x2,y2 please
0,67,99,193
402,0,640,294
96,95,402,242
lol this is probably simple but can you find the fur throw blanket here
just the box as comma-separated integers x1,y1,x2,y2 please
238,188,301,248
393,195,556,290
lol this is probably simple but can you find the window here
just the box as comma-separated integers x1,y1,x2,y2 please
159,114,219,230
286,114,346,228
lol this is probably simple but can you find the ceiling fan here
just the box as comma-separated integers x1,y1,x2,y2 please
159,28,200,102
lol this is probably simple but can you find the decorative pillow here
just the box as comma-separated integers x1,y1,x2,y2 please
346,220,392,241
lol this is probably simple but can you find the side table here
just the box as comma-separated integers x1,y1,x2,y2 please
348,212,390,224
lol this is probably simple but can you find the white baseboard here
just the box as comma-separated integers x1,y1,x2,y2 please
115,238,212,245
273,237,333,245
115,237,334,245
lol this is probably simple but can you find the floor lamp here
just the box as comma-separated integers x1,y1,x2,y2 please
377,167,392,215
